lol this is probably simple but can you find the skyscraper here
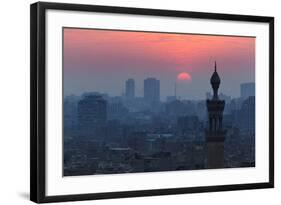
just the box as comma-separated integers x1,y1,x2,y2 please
238,96,255,132
78,94,107,133
205,62,227,168
240,82,255,99
144,78,160,103
125,78,135,99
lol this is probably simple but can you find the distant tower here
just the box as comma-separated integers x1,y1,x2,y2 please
240,82,255,99
125,79,135,98
205,62,226,168
144,78,160,103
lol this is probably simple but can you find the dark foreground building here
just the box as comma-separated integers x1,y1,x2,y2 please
77,94,107,136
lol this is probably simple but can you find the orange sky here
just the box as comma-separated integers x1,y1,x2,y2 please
63,28,255,99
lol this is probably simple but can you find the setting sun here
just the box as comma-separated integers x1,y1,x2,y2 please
177,72,192,81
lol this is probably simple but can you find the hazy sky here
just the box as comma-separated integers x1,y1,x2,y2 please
63,28,255,100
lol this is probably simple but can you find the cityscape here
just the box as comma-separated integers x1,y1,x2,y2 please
63,28,255,176
63,67,255,176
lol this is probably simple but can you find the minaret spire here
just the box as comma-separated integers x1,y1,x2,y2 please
215,61,217,72
210,61,220,100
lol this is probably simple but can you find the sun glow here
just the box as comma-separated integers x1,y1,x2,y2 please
177,72,192,81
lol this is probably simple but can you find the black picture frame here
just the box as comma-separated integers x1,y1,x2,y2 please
30,1,274,203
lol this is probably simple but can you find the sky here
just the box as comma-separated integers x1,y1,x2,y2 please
63,28,255,100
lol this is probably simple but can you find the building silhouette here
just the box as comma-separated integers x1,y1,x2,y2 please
205,62,227,168
125,78,135,99
238,96,255,132
144,78,160,103
77,94,107,134
240,82,255,99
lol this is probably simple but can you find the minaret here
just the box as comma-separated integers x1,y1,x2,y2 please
205,62,226,168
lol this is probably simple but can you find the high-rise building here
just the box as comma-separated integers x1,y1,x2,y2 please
205,62,227,169
125,79,135,98
144,78,160,103
240,82,255,99
78,94,107,132
238,96,255,132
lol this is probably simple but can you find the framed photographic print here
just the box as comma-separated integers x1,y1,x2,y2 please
30,2,274,203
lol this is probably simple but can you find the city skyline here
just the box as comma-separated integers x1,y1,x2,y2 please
65,79,255,102
63,28,255,100
63,66,255,176
63,27,256,176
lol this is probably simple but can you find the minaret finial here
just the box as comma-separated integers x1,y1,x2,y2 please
215,61,217,72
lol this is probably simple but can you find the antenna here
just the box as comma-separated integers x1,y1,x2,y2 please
121,87,124,96
174,82,177,99
215,61,217,72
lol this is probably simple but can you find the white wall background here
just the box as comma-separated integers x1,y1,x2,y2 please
0,0,279,204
